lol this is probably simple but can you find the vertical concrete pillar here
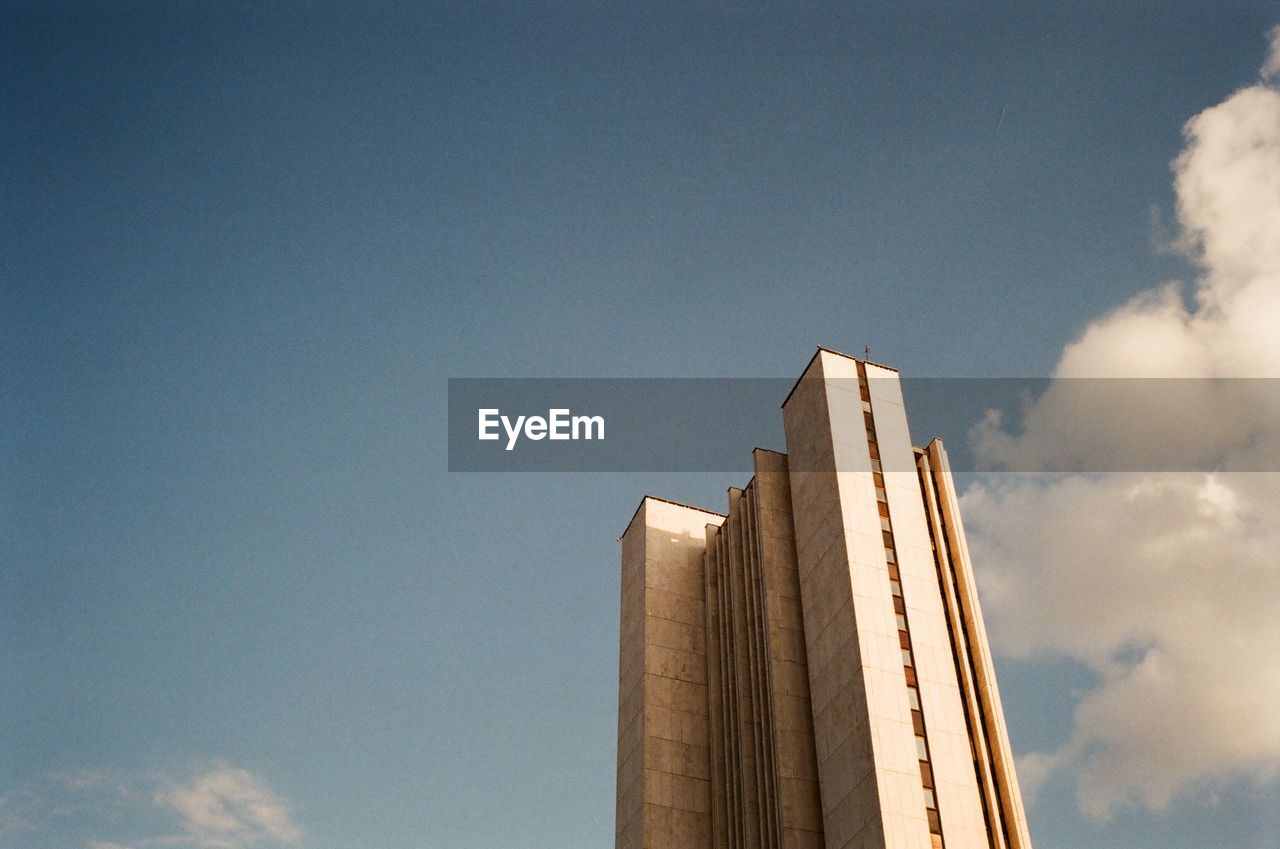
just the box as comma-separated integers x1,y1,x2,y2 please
617,498,724,849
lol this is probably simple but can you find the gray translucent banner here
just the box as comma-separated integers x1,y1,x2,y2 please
447,378,1280,472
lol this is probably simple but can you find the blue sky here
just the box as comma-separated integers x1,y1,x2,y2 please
4,3,1280,849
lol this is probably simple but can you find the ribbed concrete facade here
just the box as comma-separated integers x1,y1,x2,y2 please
616,349,1033,849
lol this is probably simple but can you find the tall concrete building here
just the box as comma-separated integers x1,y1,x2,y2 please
616,349,1033,849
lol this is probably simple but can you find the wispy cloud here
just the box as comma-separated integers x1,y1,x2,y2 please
1262,25,1280,82
966,26,1280,820
155,763,302,849
0,764,301,849
0,769,133,839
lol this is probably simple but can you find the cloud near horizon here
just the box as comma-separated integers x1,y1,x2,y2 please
0,764,301,849
156,763,303,849
964,27,1280,820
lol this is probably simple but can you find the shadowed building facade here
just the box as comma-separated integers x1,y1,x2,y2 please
615,349,1033,849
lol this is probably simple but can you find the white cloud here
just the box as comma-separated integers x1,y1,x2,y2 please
1261,25,1280,82
965,28,1280,820
155,764,302,849
0,764,301,849
963,475,1280,818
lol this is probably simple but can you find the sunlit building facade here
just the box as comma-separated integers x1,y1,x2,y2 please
616,348,1032,849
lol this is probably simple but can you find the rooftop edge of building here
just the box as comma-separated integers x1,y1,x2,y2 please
618,494,727,540
781,345,900,410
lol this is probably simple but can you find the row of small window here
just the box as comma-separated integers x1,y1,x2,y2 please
912,723,944,832
862,364,943,840
912,712,944,834
898,591,941,834
875,487,895,560
901,618,943,836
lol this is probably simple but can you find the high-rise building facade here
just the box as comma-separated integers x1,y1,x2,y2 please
616,349,1033,849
